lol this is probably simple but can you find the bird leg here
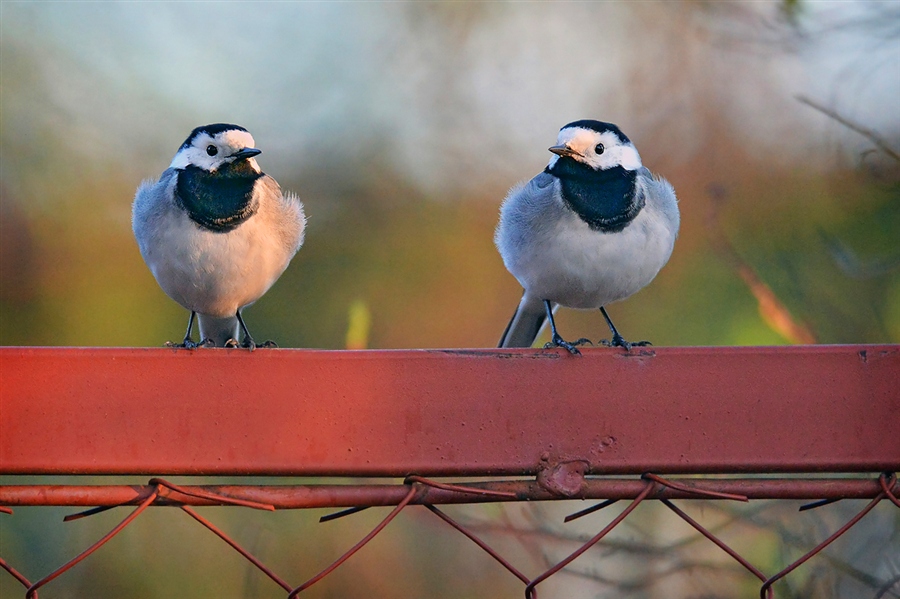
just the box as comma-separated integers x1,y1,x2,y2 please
234,310,257,351
541,300,590,355
165,311,202,349
599,306,651,351
234,309,279,349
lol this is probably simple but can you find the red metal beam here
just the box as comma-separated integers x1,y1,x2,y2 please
1,346,898,476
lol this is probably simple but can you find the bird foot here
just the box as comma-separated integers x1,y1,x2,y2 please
239,337,276,351
600,334,652,351
223,337,275,351
544,334,585,356
165,338,208,350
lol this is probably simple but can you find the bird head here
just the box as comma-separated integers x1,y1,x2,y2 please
547,120,642,173
169,124,262,173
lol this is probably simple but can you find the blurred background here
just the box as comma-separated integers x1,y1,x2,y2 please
1,2,898,598
1,1,898,349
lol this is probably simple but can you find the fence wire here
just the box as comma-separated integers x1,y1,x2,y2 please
1,473,898,599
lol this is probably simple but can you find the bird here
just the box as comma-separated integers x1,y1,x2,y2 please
133,123,306,349
495,119,679,354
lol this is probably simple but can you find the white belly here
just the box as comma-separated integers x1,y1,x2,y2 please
512,206,675,309
148,212,291,317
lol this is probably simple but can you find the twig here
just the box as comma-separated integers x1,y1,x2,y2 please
706,185,817,345
797,95,900,162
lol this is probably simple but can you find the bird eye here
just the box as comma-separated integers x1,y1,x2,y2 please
594,143,605,155
206,145,218,157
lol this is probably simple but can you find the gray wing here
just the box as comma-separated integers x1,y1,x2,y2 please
495,171,562,348
132,168,179,258
494,171,563,265
637,167,680,238
254,175,307,256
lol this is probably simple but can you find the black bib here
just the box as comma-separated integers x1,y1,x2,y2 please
175,161,263,233
547,160,644,233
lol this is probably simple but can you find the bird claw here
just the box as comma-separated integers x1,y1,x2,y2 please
165,338,205,349
224,337,276,351
544,334,582,356
238,337,276,351
600,335,652,351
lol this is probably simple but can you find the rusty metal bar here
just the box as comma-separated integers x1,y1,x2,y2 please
1,346,897,476
1,478,896,508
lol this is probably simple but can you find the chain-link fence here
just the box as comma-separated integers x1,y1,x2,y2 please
1,474,898,598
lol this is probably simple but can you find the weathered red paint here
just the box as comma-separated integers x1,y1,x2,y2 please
1,346,898,476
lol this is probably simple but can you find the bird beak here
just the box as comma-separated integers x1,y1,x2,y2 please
232,148,262,160
548,144,581,158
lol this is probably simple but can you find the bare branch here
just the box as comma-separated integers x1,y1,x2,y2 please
797,95,900,162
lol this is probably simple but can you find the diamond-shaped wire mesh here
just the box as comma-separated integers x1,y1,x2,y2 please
1,474,898,599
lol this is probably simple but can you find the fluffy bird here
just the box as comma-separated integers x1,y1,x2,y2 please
495,120,679,353
133,124,305,348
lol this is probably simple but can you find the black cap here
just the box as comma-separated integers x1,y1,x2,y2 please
560,120,630,144
179,123,249,149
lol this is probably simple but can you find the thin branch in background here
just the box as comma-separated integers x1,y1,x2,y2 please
875,572,900,599
797,95,900,163
819,230,900,280
706,185,818,345
560,558,758,596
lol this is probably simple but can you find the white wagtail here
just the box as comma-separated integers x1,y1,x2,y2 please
495,120,679,353
133,124,306,348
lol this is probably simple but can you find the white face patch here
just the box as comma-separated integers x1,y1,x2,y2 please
547,126,642,172
170,129,261,173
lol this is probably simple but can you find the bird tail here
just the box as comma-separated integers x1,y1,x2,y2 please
499,293,549,348
198,314,240,347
